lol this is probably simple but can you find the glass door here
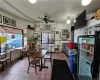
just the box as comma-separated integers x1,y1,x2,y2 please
78,36,95,80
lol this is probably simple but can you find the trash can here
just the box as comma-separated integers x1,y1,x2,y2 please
69,49,77,74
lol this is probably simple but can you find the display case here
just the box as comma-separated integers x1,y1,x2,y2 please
77,35,95,80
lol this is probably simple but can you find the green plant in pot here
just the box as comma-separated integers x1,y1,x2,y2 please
27,35,39,44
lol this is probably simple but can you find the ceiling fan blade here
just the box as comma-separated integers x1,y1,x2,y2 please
47,19,54,22
37,17,43,19
37,20,43,23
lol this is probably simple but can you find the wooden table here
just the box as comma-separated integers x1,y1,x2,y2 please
32,49,48,71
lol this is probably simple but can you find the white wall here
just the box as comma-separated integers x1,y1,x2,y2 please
35,22,71,52
0,9,35,61
74,19,100,43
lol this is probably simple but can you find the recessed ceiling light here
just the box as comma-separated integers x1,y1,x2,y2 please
29,0,36,3
81,0,92,6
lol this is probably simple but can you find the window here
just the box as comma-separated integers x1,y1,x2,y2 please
0,26,23,53
41,33,55,44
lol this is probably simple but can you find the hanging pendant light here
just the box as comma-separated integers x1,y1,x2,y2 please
29,0,36,3
66,17,71,24
81,0,92,6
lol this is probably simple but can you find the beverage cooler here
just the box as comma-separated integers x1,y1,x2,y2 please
77,31,100,80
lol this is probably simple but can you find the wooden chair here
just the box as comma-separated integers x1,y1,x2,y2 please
0,50,12,70
54,44,59,52
27,53,40,74
44,45,52,67
21,45,29,58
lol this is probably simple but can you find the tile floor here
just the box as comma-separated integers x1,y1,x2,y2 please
0,53,69,80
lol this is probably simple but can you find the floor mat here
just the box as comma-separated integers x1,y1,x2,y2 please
51,59,74,80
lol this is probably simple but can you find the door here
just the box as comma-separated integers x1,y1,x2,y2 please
92,31,100,80
77,36,95,80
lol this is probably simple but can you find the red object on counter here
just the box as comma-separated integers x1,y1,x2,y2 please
68,42,77,49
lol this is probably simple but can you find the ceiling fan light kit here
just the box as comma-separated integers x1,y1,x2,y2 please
66,20,71,24
29,0,36,3
66,17,71,24
81,0,92,6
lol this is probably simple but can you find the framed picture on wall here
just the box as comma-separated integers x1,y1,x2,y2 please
56,31,59,34
0,15,2,23
84,27,88,35
10,19,16,27
88,26,93,35
3,16,10,25
33,33,38,38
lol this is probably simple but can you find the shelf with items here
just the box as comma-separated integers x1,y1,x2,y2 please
80,55,92,64
79,56,92,77
82,37,95,45
80,48,94,54
79,64,92,77
81,43,94,54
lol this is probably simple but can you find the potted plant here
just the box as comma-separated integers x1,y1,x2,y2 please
27,35,39,44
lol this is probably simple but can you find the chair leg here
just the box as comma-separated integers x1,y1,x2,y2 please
6,61,7,64
2,62,4,70
35,65,37,75
27,65,30,73
44,59,46,66
10,58,12,65
26,52,27,56
50,58,52,67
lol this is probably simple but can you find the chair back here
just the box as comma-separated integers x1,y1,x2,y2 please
29,43,34,49
27,53,34,64
3,50,12,59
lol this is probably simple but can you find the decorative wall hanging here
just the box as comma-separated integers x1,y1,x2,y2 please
56,31,59,34
3,16,10,25
94,23,100,33
84,27,88,35
10,19,16,27
0,15,2,23
33,33,38,38
88,26,93,35
60,29,71,41
44,24,51,31
94,9,100,20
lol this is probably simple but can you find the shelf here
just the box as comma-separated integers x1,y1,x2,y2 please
80,56,91,63
80,48,94,54
80,65,92,77
81,43,94,45
78,75,92,80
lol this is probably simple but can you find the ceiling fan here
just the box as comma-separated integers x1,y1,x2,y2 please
37,15,54,24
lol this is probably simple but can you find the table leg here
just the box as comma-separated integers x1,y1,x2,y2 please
39,58,48,71
39,58,42,71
